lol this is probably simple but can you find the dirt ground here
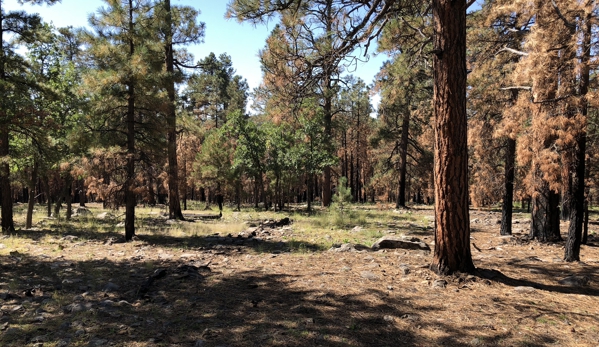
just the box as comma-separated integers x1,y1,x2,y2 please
1,204,598,347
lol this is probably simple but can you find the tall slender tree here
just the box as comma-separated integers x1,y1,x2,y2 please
158,0,204,220
0,0,61,232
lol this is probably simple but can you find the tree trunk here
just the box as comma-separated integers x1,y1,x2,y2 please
396,112,410,208
164,0,184,220
78,179,86,207
124,0,136,242
565,15,590,261
26,159,39,229
321,0,333,208
530,181,561,242
65,175,73,220
44,177,52,217
429,0,474,275
500,137,516,235
582,201,589,245
0,128,14,232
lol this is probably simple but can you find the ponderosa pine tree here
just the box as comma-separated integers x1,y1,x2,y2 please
157,0,204,220
429,0,475,275
84,0,164,241
0,0,61,232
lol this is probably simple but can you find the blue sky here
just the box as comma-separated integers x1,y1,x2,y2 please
4,0,389,108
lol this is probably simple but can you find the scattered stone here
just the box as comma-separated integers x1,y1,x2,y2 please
432,279,447,289
116,222,125,227
305,318,315,324
371,236,430,252
513,286,536,293
558,275,590,287
470,218,480,224
329,243,370,252
383,315,395,322
88,338,108,347
30,335,48,343
102,282,120,292
96,212,111,220
57,340,70,347
75,207,92,215
351,226,363,232
470,337,483,346
361,271,379,281
194,340,207,347
64,302,93,313
399,264,410,275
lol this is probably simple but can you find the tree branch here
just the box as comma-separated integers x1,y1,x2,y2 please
496,46,528,56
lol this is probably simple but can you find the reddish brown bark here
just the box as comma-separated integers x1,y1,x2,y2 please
430,0,474,275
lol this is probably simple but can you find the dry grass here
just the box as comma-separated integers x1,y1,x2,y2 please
0,203,598,346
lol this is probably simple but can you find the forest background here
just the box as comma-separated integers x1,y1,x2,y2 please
0,0,596,270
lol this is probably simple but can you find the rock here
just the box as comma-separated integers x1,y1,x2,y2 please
371,236,430,252
62,235,78,241
513,286,536,293
361,271,378,280
329,243,369,252
75,207,91,215
102,282,120,292
89,338,108,347
399,264,410,275
116,222,125,227
351,226,363,232
96,212,110,220
57,340,70,347
65,302,93,313
470,218,480,224
194,340,207,347
432,279,447,289
558,275,590,287
30,335,48,343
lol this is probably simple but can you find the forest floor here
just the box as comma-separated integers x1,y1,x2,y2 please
1,202,599,347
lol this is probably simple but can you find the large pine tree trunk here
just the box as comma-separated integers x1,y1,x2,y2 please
500,137,516,235
165,0,184,220
396,112,410,208
530,180,561,242
429,0,474,275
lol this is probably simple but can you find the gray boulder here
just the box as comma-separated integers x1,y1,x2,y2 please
371,236,430,252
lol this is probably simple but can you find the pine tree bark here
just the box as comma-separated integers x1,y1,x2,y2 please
0,128,13,232
500,137,516,235
429,0,474,275
124,0,136,242
26,159,39,229
0,15,14,232
164,0,184,220
396,112,410,208
565,15,591,262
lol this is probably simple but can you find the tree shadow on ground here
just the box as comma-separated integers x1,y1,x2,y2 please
476,267,599,296
1,252,566,347
1,252,420,347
